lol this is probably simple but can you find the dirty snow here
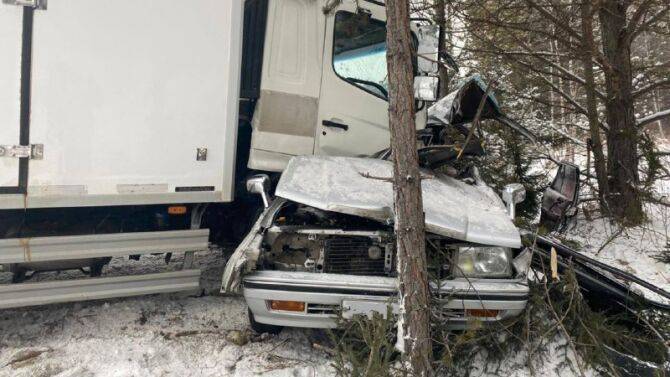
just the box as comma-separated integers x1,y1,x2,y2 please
0,251,334,377
0,249,595,377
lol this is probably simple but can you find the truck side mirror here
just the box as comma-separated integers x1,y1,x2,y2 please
246,174,271,208
540,162,580,231
414,76,439,102
502,183,526,219
416,24,440,75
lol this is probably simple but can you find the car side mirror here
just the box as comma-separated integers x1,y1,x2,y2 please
540,162,580,231
502,183,526,219
414,76,439,102
246,174,271,208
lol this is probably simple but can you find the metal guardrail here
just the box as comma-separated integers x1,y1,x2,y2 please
0,270,201,309
0,229,210,264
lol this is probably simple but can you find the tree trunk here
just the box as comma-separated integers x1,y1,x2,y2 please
598,0,644,224
434,0,450,98
384,0,433,375
580,0,609,209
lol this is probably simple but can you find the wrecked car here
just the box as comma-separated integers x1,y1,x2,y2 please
222,154,533,332
221,75,584,333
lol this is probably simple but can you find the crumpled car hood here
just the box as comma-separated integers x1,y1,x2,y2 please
427,75,538,143
428,74,501,126
275,156,522,248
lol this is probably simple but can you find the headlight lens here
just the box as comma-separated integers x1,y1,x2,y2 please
455,246,512,278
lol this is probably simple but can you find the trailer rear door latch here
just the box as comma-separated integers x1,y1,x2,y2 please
1,0,47,10
0,144,44,160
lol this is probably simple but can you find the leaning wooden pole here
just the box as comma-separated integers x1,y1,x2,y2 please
384,0,433,375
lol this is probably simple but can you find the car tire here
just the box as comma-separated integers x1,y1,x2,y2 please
248,308,283,335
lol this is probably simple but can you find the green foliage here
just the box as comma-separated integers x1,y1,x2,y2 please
477,121,549,222
330,265,669,376
640,133,663,191
546,270,668,374
328,307,401,377
554,236,584,251
432,269,669,376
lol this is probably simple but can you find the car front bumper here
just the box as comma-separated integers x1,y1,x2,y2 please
243,270,529,329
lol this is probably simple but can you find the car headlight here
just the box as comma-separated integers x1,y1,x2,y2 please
454,246,512,278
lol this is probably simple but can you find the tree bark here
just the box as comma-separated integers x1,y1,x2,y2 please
434,0,450,98
385,0,433,375
580,0,609,209
598,0,644,224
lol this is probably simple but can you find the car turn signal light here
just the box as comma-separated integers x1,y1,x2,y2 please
168,205,188,215
269,300,305,312
466,309,500,318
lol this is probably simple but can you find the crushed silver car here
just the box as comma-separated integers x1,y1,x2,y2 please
222,155,532,333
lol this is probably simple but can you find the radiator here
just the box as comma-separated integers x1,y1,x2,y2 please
323,237,393,276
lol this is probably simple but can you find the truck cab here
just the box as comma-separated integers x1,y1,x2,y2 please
241,0,430,172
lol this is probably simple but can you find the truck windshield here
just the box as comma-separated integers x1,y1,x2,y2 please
333,11,390,100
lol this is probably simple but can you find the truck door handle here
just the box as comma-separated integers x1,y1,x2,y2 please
322,120,349,131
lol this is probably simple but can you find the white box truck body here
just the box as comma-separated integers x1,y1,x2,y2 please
0,0,243,208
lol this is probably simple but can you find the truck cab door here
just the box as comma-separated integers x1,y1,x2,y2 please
246,0,326,172
0,5,24,193
315,2,390,157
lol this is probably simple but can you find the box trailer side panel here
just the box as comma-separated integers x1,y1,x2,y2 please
0,0,243,209
0,5,23,191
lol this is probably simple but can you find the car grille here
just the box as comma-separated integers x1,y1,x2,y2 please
306,303,339,315
323,237,392,276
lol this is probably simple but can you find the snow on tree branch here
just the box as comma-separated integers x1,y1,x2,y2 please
638,109,670,128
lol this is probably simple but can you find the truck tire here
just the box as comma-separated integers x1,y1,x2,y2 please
89,262,105,277
11,268,27,283
248,308,283,335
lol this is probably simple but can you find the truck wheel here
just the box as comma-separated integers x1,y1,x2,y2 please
11,269,27,283
89,257,111,277
248,308,283,335
89,263,104,277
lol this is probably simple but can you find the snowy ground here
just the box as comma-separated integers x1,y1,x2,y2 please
0,252,593,377
0,251,334,377
564,150,670,306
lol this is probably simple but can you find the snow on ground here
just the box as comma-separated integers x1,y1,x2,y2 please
0,295,333,377
563,157,670,305
0,249,593,377
0,250,334,377
469,338,597,377
566,205,670,305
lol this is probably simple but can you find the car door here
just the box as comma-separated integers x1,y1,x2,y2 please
315,2,391,157
0,4,24,194
540,162,580,230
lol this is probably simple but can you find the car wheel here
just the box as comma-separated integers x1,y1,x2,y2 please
248,308,283,335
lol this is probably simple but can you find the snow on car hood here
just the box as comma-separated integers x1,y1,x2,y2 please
275,156,522,248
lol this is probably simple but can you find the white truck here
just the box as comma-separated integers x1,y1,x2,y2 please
0,0,442,307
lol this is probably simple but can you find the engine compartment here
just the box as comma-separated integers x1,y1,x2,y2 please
255,202,494,280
